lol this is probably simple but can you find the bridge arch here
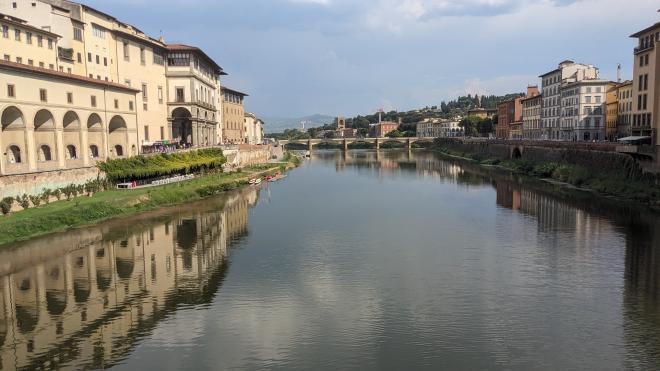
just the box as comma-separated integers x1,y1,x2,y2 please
511,146,523,159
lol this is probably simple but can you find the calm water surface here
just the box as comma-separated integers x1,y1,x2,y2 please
1,150,660,370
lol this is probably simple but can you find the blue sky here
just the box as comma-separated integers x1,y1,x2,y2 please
86,0,658,118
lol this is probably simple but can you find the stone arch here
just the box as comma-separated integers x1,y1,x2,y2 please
63,111,80,130
65,144,77,159
89,144,99,159
34,109,55,131
38,144,52,162
109,115,128,158
14,276,39,334
86,113,103,131
511,147,522,159
1,106,25,130
171,107,193,146
6,145,21,163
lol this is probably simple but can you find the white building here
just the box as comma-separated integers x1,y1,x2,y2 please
560,80,614,141
416,118,463,138
244,112,264,145
539,60,599,140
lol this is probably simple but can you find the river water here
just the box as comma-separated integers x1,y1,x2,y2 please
0,150,659,370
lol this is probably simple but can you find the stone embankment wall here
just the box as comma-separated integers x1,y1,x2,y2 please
436,139,646,180
223,145,275,169
0,166,101,199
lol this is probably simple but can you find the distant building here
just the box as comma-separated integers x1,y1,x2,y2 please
496,98,522,139
244,113,264,145
467,108,497,119
416,118,463,138
222,87,248,144
370,119,399,137
521,87,542,140
606,85,618,141
616,80,633,138
540,60,599,140
559,79,614,141
629,22,659,141
340,128,357,138
336,116,346,130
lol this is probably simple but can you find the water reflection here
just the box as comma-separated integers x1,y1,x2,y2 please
0,186,259,370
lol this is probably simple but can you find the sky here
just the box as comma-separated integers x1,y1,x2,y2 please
85,0,658,119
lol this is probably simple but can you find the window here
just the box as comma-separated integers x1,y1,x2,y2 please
92,24,105,39
36,35,42,47
594,96,601,104
140,46,145,65
168,52,190,66
67,92,73,104
87,52,92,62
103,57,107,66
585,96,591,103
142,83,148,101
7,84,15,98
96,55,99,64
47,38,53,49
1,25,7,38
73,27,82,41
39,61,44,67
595,118,601,127
144,126,149,140
14,28,20,41
77,52,81,63
59,66,63,72
643,94,648,110
158,86,163,103
644,74,648,90
15,57,21,64
153,51,164,65
143,103,148,111
27,59,33,66
2,54,8,61
123,41,129,61
25,32,32,44
176,87,185,102
39,88,47,102
114,99,119,109
160,126,165,140
91,95,97,107
129,101,134,111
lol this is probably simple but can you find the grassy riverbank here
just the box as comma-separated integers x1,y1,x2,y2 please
432,145,660,206
0,161,296,247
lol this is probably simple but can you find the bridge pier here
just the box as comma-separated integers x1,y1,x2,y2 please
406,139,412,150
307,140,313,154
343,139,348,152
375,138,380,150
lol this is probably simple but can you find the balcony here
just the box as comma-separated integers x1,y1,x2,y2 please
634,43,654,54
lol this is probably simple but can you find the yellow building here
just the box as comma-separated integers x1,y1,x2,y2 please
222,87,248,144
629,22,659,140
616,80,633,137
605,84,618,141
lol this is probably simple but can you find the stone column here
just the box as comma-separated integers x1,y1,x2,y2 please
308,140,313,153
25,126,36,171
343,139,348,152
81,126,89,167
375,138,380,150
56,128,65,168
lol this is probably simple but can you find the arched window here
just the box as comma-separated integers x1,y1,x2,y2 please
114,145,124,157
38,145,52,162
131,145,137,156
66,145,77,160
89,145,99,158
7,145,21,163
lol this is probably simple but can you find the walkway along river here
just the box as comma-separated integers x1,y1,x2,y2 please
1,149,660,370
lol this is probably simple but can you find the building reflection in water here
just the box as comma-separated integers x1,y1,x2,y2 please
0,186,258,370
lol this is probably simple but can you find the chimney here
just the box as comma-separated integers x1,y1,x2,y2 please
527,85,539,97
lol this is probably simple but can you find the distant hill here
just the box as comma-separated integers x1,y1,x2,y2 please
262,114,334,133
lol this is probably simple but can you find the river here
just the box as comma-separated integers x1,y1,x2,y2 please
0,149,659,370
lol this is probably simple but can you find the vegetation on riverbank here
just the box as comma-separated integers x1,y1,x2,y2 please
98,148,226,182
0,159,297,247
433,145,660,205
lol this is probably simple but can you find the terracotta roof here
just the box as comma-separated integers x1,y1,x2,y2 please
166,44,226,75
0,59,141,93
112,29,166,51
221,86,249,97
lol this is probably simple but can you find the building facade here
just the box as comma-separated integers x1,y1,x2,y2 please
243,112,264,145
616,80,633,137
540,60,599,140
606,84,618,141
221,87,247,144
559,80,613,141
0,0,228,158
521,93,542,140
467,108,497,119
370,120,399,137
629,22,659,141
416,118,463,138
496,98,521,139
0,59,139,176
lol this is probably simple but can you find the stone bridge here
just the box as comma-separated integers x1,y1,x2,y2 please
279,137,435,151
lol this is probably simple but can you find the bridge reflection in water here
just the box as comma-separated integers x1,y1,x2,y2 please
0,186,259,370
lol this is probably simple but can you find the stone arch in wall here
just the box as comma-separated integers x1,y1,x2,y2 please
171,107,193,146
87,113,104,159
63,111,80,130
511,147,522,159
1,106,27,170
109,115,128,158
65,144,77,160
34,109,57,164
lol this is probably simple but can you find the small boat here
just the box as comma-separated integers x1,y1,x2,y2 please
251,178,262,185
268,174,288,182
305,151,311,157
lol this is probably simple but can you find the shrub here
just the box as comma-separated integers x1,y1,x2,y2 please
532,163,558,178
0,197,13,215
18,194,30,210
41,189,52,204
53,188,62,200
28,194,41,207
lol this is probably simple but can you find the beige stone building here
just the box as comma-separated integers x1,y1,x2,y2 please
616,80,633,137
244,112,264,145
0,0,230,186
629,22,659,141
222,87,248,144
521,92,542,140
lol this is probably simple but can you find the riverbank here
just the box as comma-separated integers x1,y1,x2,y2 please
429,142,660,207
0,159,298,247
